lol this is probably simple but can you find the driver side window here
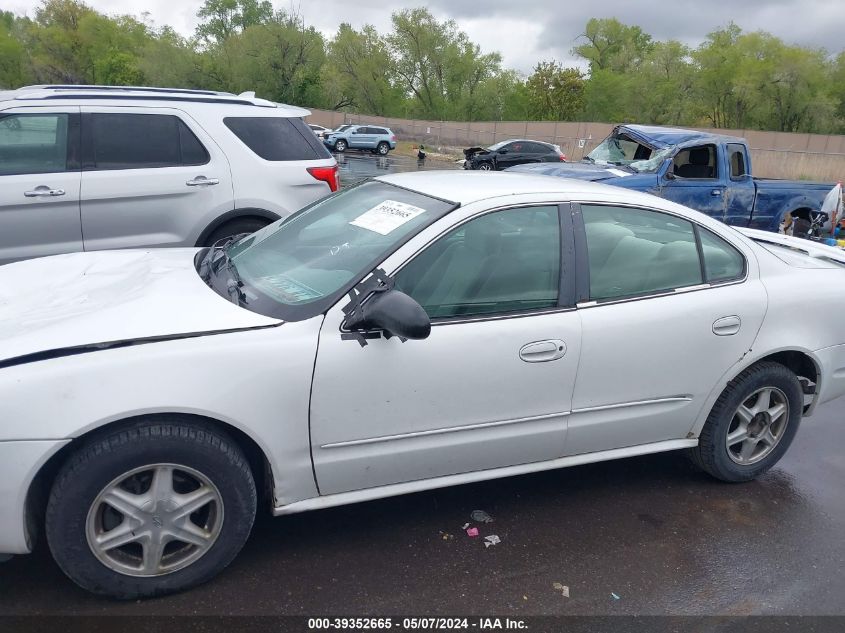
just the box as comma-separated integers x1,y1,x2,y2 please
394,206,561,319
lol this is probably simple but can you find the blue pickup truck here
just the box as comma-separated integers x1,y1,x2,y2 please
510,124,834,232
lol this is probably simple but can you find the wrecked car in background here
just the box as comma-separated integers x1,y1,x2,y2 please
464,139,566,171
510,124,834,233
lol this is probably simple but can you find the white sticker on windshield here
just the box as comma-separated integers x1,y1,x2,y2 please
350,200,426,235
606,168,631,178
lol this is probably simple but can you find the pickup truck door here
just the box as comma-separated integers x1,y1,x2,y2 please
723,143,756,227
658,144,727,221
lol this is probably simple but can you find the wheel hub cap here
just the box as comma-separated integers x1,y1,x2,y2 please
726,387,789,465
85,464,224,577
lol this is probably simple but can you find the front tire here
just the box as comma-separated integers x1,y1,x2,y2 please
334,139,347,152
477,162,493,171
689,362,802,482
46,420,257,599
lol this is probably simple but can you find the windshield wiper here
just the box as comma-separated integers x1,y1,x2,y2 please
582,155,595,164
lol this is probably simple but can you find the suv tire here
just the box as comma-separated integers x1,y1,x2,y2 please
204,217,270,247
45,419,257,599
334,139,348,152
377,142,390,156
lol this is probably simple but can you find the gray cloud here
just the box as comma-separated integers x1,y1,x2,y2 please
7,0,844,74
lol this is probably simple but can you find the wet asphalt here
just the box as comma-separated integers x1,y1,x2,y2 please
1,154,844,619
1,393,844,616
335,150,460,188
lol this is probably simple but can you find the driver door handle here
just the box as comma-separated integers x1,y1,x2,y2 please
711,189,723,196
519,340,567,363
186,176,220,187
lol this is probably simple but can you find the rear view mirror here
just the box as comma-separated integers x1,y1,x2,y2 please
346,289,431,340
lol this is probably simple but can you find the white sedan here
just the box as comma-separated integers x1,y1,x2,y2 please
2,172,845,598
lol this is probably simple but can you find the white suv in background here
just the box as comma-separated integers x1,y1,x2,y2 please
0,85,339,265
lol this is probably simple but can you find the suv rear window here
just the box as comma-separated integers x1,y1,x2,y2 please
224,117,331,161
86,113,209,170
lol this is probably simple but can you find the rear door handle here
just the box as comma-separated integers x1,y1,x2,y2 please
24,186,65,197
713,316,741,336
186,176,220,187
519,340,567,363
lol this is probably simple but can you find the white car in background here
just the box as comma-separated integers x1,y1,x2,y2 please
1,171,844,599
0,85,339,265
307,123,332,139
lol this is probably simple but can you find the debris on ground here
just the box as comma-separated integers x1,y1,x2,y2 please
440,533,453,541
471,510,494,523
466,527,479,537
461,523,470,530
484,535,501,548
552,582,570,598
611,592,621,600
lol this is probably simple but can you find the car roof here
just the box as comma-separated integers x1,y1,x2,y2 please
621,124,745,147
375,170,674,207
0,85,310,117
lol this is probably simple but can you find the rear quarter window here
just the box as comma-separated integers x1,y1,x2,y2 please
224,117,331,161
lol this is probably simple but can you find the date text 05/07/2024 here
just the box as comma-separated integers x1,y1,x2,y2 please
307,617,528,630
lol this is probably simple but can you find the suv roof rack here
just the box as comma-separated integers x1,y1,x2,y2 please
8,85,282,109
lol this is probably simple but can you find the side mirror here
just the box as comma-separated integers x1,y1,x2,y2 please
346,289,431,340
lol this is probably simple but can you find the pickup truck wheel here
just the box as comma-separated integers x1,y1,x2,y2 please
377,142,390,156
688,362,802,482
203,217,269,247
45,420,256,599
334,139,347,153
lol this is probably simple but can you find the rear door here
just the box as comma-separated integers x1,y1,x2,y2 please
0,106,82,265
567,202,765,455
79,107,233,251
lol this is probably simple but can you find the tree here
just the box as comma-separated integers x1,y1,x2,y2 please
195,0,272,45
573,17,653,73
0,11,30,88
525,62,585,121
387,8,503,120
325,23,403,114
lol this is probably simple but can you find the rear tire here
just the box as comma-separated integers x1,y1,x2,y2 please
45,419,257,599
377,142,390,156
688,362,802,482
203,217,270,247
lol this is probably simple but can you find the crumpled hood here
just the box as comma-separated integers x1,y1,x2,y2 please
506,161,633,181
0,249,280,364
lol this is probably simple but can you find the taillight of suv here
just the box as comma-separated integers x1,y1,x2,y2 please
307,164,340,192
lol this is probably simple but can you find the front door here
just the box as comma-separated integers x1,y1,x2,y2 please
0,107,82,265
79,107,233,251
659,144,727,220
310,204,582,494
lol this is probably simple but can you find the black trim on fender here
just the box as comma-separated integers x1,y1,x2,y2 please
0,324,281,370
195,208,281,247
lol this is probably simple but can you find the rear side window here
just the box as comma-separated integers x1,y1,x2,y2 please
699,228,745,282
224,117,331,161
727,143,747,179
0,113,70,175
86,113,209,170
370,128,388,135
582,204,702,301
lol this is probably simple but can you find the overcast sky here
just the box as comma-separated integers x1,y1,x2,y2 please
7,0,845,73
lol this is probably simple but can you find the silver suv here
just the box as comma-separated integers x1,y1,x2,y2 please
0,85,339,265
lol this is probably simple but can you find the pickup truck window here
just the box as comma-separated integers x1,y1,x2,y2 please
586,132,672,173
582,204,703,301
699,228,746,281
673,145,717,179
727,144,748,179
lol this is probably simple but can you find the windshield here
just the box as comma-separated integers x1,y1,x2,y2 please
585,132,672,172
215,181,456,320
487,140,510,152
